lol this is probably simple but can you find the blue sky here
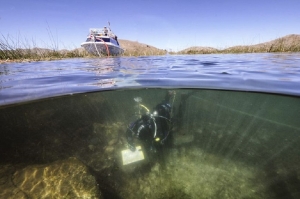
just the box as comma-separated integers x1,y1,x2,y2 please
0,0,299,51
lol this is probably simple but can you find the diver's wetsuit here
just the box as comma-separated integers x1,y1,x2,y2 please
126,115,155,152
126,91,173,152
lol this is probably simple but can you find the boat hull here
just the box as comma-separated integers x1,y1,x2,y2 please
81,42,124,56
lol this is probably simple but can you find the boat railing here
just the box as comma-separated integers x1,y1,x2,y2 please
89,28,115,38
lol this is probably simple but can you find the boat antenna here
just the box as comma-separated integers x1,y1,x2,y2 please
108,21,112,31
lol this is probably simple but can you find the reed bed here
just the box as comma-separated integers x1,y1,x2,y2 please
222,39,300,54
179,43,300,55
122,49,166,57
0,34,89,63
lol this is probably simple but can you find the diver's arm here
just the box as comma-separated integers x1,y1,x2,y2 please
164,90,175,103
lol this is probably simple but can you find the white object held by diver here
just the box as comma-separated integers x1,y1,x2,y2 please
134,97,142,103
121,146,144,165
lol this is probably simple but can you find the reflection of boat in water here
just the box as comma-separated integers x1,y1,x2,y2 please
81,26,124,56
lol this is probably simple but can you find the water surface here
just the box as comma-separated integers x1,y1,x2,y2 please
1,53,300,106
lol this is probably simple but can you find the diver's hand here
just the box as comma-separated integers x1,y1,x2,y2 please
128,144,136,152
168,90,175,96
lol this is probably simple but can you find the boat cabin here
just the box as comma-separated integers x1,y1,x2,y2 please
85,28,119,45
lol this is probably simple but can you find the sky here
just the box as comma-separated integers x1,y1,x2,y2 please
0,0,300,51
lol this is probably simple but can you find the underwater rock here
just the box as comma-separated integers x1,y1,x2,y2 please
173,134,194,146
0,164,28,199
80,122,126,172
118,145,269,199
11,157,101,199
89,144,96,151
108,138,118,146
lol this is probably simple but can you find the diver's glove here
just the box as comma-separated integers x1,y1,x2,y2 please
128,143,136,152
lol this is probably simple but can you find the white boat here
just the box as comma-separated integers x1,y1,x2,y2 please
81,27,124,56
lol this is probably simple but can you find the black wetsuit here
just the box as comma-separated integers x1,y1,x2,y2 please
126,93,173,152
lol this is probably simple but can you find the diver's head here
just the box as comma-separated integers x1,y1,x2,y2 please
155,103,171,118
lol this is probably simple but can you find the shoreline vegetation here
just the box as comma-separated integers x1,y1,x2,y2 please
1,34,300,64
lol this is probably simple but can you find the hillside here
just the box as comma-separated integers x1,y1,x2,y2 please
223,34,300,53
118,39,166,56
178,34,300,54
177,46,219,54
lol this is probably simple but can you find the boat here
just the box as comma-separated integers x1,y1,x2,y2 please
81,26,124,56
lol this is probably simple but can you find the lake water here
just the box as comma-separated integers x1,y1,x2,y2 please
0,53,300,199
1,53,300,106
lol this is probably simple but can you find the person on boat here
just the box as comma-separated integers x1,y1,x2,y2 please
115,35,119,45
103,27,108,36
126,91,175,153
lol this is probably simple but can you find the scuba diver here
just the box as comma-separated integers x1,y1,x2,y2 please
126,91,175,153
